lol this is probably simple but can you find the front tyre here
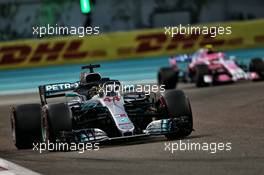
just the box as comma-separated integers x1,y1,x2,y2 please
158,67,179,89
42,103,72,144
195,64,210,87
10,104,42,149
249,58,264,80
162,90,193,140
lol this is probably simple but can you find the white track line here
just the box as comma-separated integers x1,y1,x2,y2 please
0,158,40,175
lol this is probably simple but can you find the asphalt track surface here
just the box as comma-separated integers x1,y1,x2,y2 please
0,81,263,175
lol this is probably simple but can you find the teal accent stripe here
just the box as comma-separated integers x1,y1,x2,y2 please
0,48,263,94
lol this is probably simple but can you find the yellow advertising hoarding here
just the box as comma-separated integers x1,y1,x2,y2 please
0,19,264,70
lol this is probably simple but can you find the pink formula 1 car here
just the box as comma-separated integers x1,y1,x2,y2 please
158,48,264,88
187,49,249,87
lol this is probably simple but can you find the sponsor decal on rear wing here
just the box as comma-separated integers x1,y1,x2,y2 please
38,82,79,105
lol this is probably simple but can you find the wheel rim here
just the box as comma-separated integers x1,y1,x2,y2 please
10,111,16,144
41,111,49,143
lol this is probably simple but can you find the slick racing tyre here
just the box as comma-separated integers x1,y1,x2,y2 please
10,104,42,149
42,103,72,143
195,64,210,87
158,67,179,89
249,58,264,80
162,90,193,140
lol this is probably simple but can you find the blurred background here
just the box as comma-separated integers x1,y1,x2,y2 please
1,0,264,41
0,0,264,94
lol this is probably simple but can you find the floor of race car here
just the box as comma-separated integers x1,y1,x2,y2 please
0,81,263,175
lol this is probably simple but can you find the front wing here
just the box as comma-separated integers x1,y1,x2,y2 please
56,116,190,144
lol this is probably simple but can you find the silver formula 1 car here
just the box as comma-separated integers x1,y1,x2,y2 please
10,64,193,150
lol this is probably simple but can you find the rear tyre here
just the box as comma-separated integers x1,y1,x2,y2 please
195,64,210,87
10,104,42,149
162,90,193,140
42,103,72,144
158,67,179,89
249,58,264,80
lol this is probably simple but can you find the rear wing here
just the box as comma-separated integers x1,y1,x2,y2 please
38,82,79,105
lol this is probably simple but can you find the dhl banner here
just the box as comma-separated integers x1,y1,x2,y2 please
0,19,264,70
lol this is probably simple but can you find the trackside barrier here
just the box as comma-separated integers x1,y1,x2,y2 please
0,19,264,70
